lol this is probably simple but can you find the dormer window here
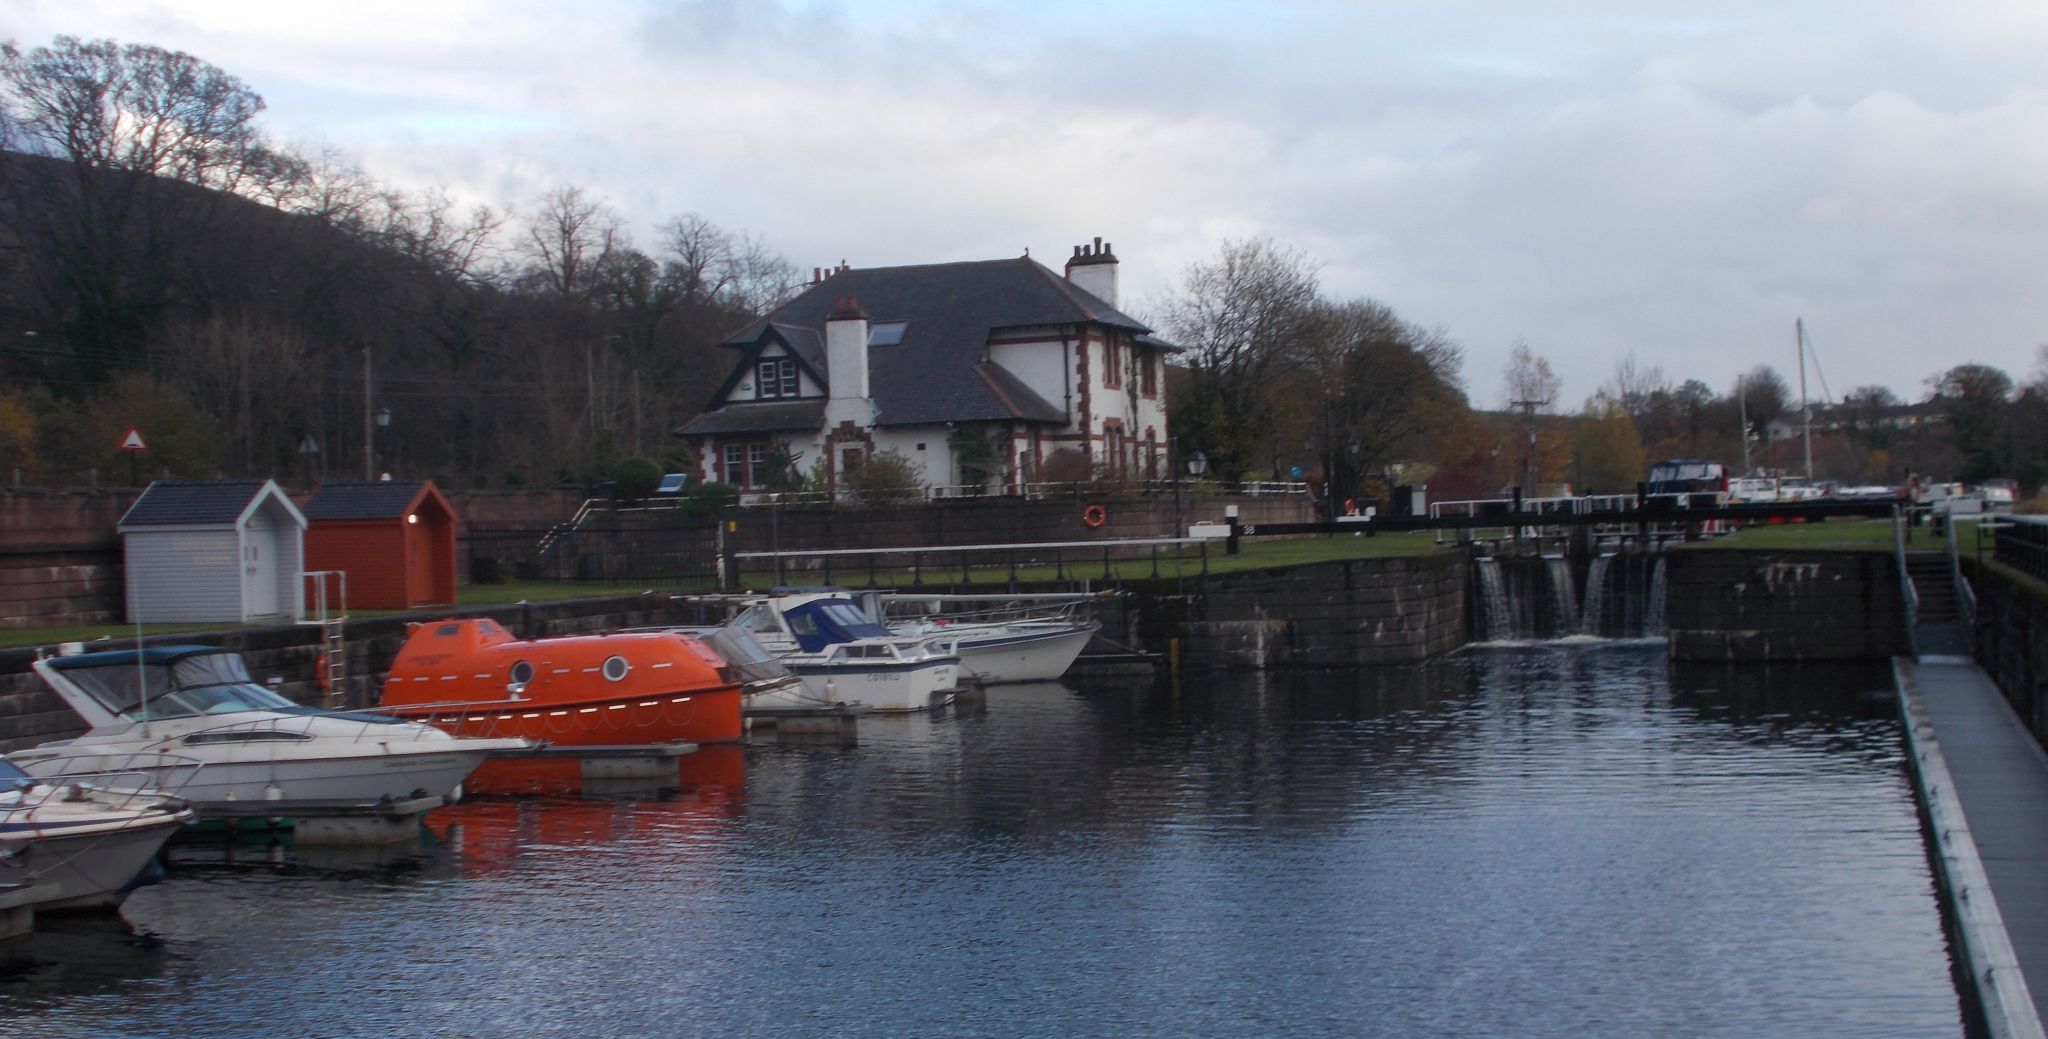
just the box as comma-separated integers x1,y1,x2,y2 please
867,322,908,347
758,359,798,398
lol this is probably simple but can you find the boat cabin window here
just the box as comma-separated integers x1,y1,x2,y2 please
184,730,314,745
436,624,461,636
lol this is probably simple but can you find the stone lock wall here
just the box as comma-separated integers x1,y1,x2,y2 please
1666,549,1910,661
1161,552,1469,669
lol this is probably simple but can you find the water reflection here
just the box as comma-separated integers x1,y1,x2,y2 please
0,648,1964,1038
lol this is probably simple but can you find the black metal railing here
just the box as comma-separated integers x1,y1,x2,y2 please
1992,515,2048,583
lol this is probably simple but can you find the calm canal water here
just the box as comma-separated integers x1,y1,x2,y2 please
1,645,1964,1038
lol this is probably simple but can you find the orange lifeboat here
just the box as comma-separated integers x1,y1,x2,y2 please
379,618,744,746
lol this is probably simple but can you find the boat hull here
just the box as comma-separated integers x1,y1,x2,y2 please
787,659,958,712
388,687,744,746
1,805,189,911
948,623,1099,684
12,741,519,815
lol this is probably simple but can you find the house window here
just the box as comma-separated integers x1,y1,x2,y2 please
1104,335,1122,389
868,322,908,347
757,358,798,399
723,444,747,485
1105,424,1124,477
721,442,775,488
1140,351,1157,397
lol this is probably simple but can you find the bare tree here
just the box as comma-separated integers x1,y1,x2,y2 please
0,35,276,367
521,184,623,301
1501,340,1561,410
658,212,799,314
1160,238,1321,479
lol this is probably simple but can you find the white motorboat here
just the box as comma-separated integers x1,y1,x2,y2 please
0,756,192,911
722,592,961,712
861,592,1102,685
19,645,533,815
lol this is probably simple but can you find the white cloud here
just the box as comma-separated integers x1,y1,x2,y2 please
5,0,2045,409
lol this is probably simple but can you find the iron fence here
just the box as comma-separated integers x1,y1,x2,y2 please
467,514,720,587
1992,515,2048,583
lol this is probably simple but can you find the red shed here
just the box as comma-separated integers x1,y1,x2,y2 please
301,480,459,609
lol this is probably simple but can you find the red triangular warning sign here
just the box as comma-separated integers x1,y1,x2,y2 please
119,427,147,451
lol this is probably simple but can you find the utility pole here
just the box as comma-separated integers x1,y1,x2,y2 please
1738,372,1751,474
1796,317,1813,481
362,348,374,480
1510,398,1549,498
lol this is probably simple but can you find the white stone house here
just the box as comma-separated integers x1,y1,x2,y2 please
674,239,1177,497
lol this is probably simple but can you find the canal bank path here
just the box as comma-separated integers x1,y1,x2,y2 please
1900,653,2048,1039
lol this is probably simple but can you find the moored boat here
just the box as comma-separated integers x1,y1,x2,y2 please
863,593,1101,684
20,646,530,815
379,618,745,746
721,591,962,712
0,756,191,911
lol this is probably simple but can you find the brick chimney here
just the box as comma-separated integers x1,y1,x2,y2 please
1063,237,1119,308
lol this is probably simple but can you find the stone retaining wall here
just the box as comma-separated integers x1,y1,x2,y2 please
1158,552,1469,669
1667,549,1910,660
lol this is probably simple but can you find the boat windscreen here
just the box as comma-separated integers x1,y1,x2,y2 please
60,662,174,718
785,600,893,652
699,626,795,684
0,757,34,793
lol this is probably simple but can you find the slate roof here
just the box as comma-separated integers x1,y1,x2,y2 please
302,480,438,521
703,256,1164,429
119,480,276,527
676,399,827,437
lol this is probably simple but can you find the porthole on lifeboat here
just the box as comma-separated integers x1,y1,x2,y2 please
602,655,631,682
508,659,535,694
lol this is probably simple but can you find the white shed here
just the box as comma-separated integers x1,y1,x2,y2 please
117,480,306,624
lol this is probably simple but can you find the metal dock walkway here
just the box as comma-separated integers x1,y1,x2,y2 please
1900,655,2048,1039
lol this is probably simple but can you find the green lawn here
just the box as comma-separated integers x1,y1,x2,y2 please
1689,518,1901,551
730,531,1453,589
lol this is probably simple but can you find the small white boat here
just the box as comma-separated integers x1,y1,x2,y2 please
19,645,532,815
722,591,961,712
0,756,192,911
862,592,1101,685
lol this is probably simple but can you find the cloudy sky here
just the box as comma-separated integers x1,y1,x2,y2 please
8,0,2046,408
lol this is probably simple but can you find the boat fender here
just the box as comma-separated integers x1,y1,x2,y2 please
315,652,331,693
1082,503,1107,528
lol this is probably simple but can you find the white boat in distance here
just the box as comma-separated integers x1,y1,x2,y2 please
860,592,1102,685
19,645,532,815
0,755,192,911
722,591,961,712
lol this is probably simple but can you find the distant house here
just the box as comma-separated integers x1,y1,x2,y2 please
117,480,305,624
674,238,1178,497
302,480,459,610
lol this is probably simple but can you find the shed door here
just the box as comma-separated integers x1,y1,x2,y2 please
245,534,276,617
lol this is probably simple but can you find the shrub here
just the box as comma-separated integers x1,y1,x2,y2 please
841,449,924,505
609,456,663,500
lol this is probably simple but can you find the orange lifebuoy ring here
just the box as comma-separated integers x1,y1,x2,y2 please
1082,503,1108,528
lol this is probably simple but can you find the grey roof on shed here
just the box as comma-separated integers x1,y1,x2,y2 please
676,400,827,437
707,256,1163,429
302,480,440,520
119,480,294,528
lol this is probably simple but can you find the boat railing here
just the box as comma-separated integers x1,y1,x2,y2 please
22,751,205,807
